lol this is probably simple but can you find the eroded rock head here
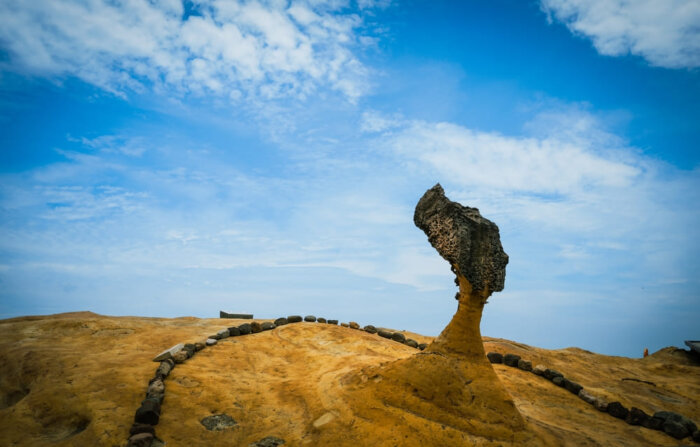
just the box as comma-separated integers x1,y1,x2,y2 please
414,183,508,293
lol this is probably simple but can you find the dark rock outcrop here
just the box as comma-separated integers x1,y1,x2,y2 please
503,354,521,367
607,402,629,420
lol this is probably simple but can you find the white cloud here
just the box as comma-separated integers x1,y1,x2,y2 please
540,0,700,68
0,0,381,100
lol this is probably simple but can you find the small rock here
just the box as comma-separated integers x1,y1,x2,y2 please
206,338,217,346
238,323,252,334
378,329,392,339
200,413,237,431
153,343,184,362
155,361,173,379
578,389,597,405
486,352,503,364
134,399,160,425
129,423,155,436
405,339,419,348
249,436,285,447
349,321,360,329
532,364,547,376
626,407,650,426
274,318,288,326
194,341,205,351
327,319,338,325
363,325,377,334
607,402,629,420
228,327,241,337
261,322,276,331
340,322,349,327
563,379,582,395
251,322,262,333
127,432,154,447
517,359,533,372
287,315,302,323
147,379,164,396
217,329,230,339
304,315,317,322
391,332,406,343
317,317,327,323
173,350,188,364
417,343,427,350
544,368,563,380
503,353,521,367
552,376,565,387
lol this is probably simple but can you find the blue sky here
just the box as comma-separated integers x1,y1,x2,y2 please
0,0,698,357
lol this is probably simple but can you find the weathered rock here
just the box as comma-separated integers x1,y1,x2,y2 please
194,341,205,351
287,315,302,323
317,317,327,323
391,332,406,343
249,436,286,447
238,323,252,334
503,353,521,367
129,423,155,436
417,343,427,350
261,322,276,331
414,183,508,293
642,416,665,431
127,432,154,447
228,327,241,337
183,343,196,358
134,399,160,425
152,343,184,362
304,315,316,322
349,321,360,329
532,364,547,376
251,321,262,333
363,325,377,334
663,420,689,439
172,350,188,364
517,359,533,372
594,397,609,412
552,376,565,387
147,379,164,396
378,329,392,339
217,329,230,339
146,391,164,404
563,378,582,395
405,339,419,348
607,402,629,420
274,318,288,326
654,411,697,439
577,389,597,406
486,352,503,364
544,369,563,380
220,311,253,319
626,407,650,426
200,413,237,431
206,338,217,346
154,361,173,379
340,322,349,328
327,319,338,325
209,333,222,340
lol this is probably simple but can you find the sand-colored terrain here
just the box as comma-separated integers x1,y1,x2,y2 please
0,312,698,446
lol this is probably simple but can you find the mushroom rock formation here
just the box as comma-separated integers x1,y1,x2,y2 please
340,184,554,446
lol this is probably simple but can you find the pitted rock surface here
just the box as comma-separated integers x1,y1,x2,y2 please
414,183,508,292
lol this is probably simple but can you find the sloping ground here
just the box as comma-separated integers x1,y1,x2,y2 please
0,312,698,446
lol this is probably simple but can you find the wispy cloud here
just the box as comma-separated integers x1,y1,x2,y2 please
0,0,384,101
540,0,700,68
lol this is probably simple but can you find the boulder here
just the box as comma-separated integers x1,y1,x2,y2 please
217,329,230,339
552,376,565,387
129,423,155,436
391,332,406,343
417,343,427,350
172,350,188,364
209,333,222,340
486,352,503,364
287,315,303,323
517,359,533,372
327,319,338,325
206,338,217,346
154,361,173,379
626,407,650,426
663,420,689,439
503,353,520,367
642,416,665,431
134,399,160,425
251,322,263,333
378,329,392,339
194,341,205,351
532,364,547,376
607,402,629,420
578,389,597,406
249,436,286,447
238,323,252,335
317,317,327,323
563,379,582,395
405,339,419,348
274,318,288,326
349,321,360,329
228,327,241,337
340,322,349,328
654,411,697,439
152,343,184,362
304,315,317,322
183,343,196,358
147,379,164,396
261,322,276,331
363,325,377,334
594,397,609,412
127,432,154,447
200,414,237,431
544,368,563,380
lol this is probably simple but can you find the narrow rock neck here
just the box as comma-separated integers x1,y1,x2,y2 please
428,273,491,358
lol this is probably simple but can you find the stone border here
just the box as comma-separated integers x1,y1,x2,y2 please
487,352,700,442
126,316,425,446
